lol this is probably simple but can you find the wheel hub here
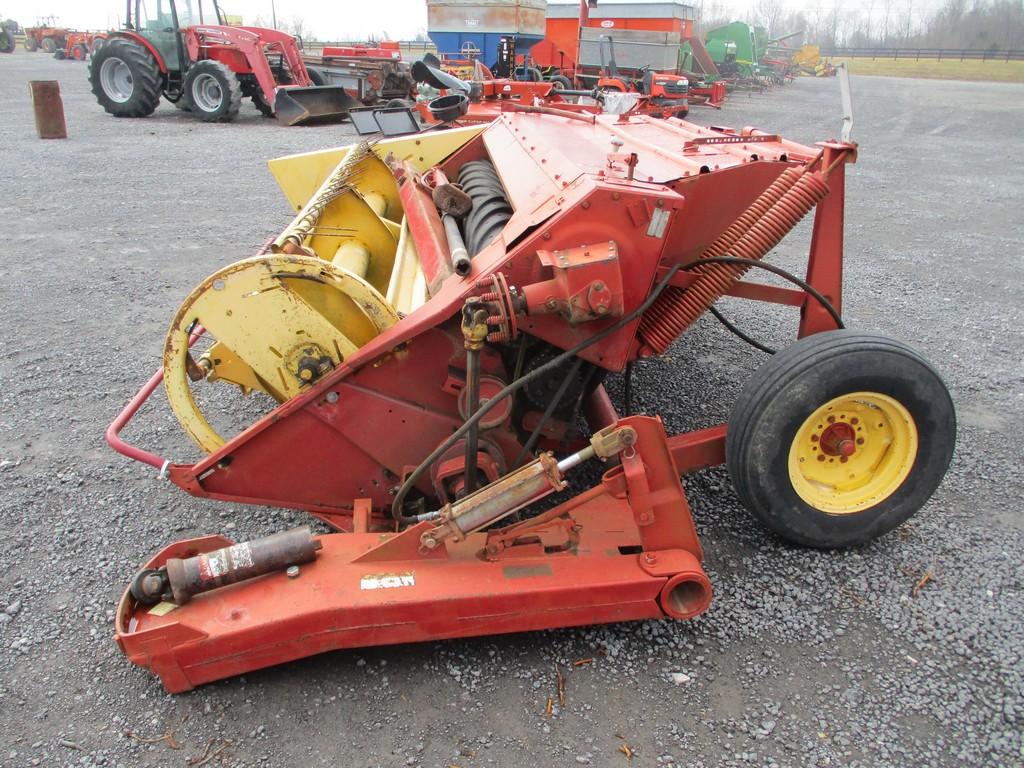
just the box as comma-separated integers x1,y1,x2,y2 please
818,421,856,457
192,73,224,112
100,57,133,103
788,391,918,515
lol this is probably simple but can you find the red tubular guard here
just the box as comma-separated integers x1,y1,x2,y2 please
105,328,205,472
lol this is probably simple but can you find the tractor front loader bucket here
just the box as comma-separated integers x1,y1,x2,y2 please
275,85,362,126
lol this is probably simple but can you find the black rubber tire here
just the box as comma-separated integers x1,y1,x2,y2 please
53,49,66,60
42,36,56,53
0,29,14,54
251,89,274,117
73,43,88,61
306,66,326,86
91,37,105,53
726,330,956,549
548,74,572,90
24,36,38,52
183,60,242,123
89,38,162,117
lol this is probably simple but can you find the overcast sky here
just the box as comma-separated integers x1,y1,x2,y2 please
2,0,948,41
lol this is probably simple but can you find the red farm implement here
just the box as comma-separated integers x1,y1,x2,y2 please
22,19,68,53
108,72,955,693
53,31,109,61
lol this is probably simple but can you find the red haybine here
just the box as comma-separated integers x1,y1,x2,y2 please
108,83,955,692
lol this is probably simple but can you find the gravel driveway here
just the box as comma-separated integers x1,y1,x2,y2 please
0,50,1021,768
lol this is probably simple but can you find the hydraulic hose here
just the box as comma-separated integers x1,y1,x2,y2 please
391,263,684,522
393,257,840,523
681,256,844,331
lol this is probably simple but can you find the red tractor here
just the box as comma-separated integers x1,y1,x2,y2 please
54,31,109,61
23,19,69,53
88,0,357,125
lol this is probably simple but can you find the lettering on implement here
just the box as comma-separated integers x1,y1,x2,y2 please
360,572,416,590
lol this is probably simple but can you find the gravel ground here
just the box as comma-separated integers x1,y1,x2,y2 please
1,50,1022,768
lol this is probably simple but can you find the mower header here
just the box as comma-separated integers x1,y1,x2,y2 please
108,103,954,694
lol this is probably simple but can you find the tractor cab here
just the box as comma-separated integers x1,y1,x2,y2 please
124,0,213,81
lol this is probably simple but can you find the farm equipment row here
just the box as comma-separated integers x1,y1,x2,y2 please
107,71,955,693
53,32,108,61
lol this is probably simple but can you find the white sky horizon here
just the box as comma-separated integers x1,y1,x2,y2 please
1,0,950,42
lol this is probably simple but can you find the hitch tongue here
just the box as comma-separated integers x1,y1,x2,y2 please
420,425,637,550
130,526,322,606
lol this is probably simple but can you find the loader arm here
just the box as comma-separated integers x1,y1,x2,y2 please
185,24,310,105
232,25,313,86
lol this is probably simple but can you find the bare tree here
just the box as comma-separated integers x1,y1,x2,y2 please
881,0,894,42
753,0,786,37
799,0,1023,50
901,0,914,41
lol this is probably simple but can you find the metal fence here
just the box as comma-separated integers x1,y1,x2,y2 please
822,47,1024,62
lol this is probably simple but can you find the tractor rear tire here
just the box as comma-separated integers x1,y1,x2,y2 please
91,37,105,54
89,39,162,117
725,330,955,549
24,36,38,52
306,66,326,86
42,36,56,53
0,29,13,54
183,60,242,123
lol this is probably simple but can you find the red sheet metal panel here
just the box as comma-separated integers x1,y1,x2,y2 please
484,111,804,186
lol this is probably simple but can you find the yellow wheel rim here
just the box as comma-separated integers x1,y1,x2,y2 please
787,391,918,515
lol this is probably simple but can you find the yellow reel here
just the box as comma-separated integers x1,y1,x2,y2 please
164,254,399,453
